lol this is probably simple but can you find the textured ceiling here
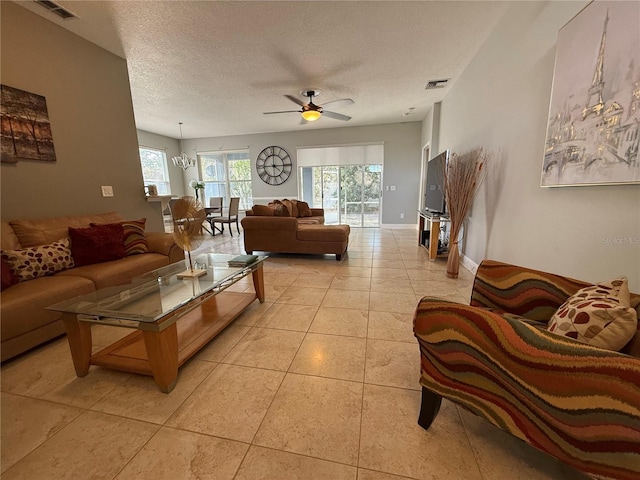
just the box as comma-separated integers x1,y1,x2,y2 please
19,0,509,139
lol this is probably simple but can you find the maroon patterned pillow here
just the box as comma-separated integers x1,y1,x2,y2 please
91,219,148,256
1,238,75,282
1,258,19,289
68,224,126,267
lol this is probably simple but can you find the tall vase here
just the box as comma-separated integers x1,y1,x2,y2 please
446,242,460,279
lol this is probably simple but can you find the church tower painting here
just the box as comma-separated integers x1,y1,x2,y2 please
542,1,640,186
582,10,608,120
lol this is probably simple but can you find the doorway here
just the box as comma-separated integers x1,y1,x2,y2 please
299,164,382,227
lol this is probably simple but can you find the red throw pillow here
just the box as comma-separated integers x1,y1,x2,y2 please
68,224,126,267
91,218,148,256
1,258,19,290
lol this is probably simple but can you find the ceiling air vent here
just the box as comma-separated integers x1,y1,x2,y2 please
35,0,77,20
425,79,450,89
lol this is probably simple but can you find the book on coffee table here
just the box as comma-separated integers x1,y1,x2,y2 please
228,254,259,267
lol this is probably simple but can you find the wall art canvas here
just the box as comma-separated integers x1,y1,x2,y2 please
1,85,56,163
541,0,640,187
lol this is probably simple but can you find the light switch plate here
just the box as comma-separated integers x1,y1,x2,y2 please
101,186,114,197
390,185,396,191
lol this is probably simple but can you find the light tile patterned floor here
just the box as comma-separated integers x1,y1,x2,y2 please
1,228,593,480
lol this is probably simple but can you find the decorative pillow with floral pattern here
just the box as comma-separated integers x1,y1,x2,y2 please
1,238,75,282
547,278,637,351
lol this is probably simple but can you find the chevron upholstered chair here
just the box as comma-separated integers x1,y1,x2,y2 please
413,260,640,480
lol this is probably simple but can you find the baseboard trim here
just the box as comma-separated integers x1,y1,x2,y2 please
381,223,419,230
460,254,479,275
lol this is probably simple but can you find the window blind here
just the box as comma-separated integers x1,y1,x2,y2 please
296,144,384,167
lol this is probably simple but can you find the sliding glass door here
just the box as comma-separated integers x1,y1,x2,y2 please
299,164,382,227
362,164,382,227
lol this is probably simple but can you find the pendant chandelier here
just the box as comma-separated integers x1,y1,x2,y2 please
172,122,195,170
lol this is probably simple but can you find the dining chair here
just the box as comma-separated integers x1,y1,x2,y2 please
205,197,224,235
210,197,240,236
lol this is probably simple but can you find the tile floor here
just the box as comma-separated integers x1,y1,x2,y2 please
1,228,593,479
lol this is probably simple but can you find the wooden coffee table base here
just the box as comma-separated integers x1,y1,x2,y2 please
63,290,261,393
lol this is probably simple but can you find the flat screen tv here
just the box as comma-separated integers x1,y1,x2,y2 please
424,150,449,214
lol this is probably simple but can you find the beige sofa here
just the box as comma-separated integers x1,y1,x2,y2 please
1,212,184,362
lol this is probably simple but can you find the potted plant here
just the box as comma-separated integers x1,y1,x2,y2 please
188,179,206,202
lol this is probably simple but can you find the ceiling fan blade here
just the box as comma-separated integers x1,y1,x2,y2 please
322,110,351,121
321,98,354,109
263,110,300,115
284,94,306,107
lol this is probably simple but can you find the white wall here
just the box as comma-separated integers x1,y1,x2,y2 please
436,1,640,290
136,130,185,197
0,3,165,231
182,122,422,225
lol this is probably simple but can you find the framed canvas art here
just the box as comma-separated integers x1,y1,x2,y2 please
541,1,640,187
1,85,56,163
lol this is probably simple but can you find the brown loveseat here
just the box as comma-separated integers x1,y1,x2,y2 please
1,212,184,361
242,205,350,260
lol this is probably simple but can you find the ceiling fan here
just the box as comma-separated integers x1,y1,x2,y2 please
264,90,354,123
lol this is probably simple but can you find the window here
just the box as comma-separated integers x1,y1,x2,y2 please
297,144,384,226
198,150,253,210
139,147,171,194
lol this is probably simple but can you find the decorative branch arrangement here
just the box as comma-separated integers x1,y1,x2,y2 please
443,148,489,278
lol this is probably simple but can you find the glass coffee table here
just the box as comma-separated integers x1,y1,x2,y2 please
47,253,266,393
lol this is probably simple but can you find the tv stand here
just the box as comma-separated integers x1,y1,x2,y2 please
418,210,450,261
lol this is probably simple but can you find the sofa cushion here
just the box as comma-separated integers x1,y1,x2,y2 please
296,224,350,242
251,205,275,216
282,199,298,217
0,274,95,342
92,219,148,256
547,278,637,351
297,217,324,225
1,258,19,290
1,222,21,250
56,252,170,289
269,200,290,217
1,238,75,282
10,212,123,247
295,200,313,217
69,224,126,267
121,219,148,255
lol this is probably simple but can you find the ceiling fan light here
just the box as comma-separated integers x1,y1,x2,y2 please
301,110,321,122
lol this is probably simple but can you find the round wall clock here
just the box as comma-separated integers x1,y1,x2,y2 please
256,146,292,185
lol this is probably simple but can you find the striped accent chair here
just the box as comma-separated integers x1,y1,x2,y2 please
413,260,640,480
